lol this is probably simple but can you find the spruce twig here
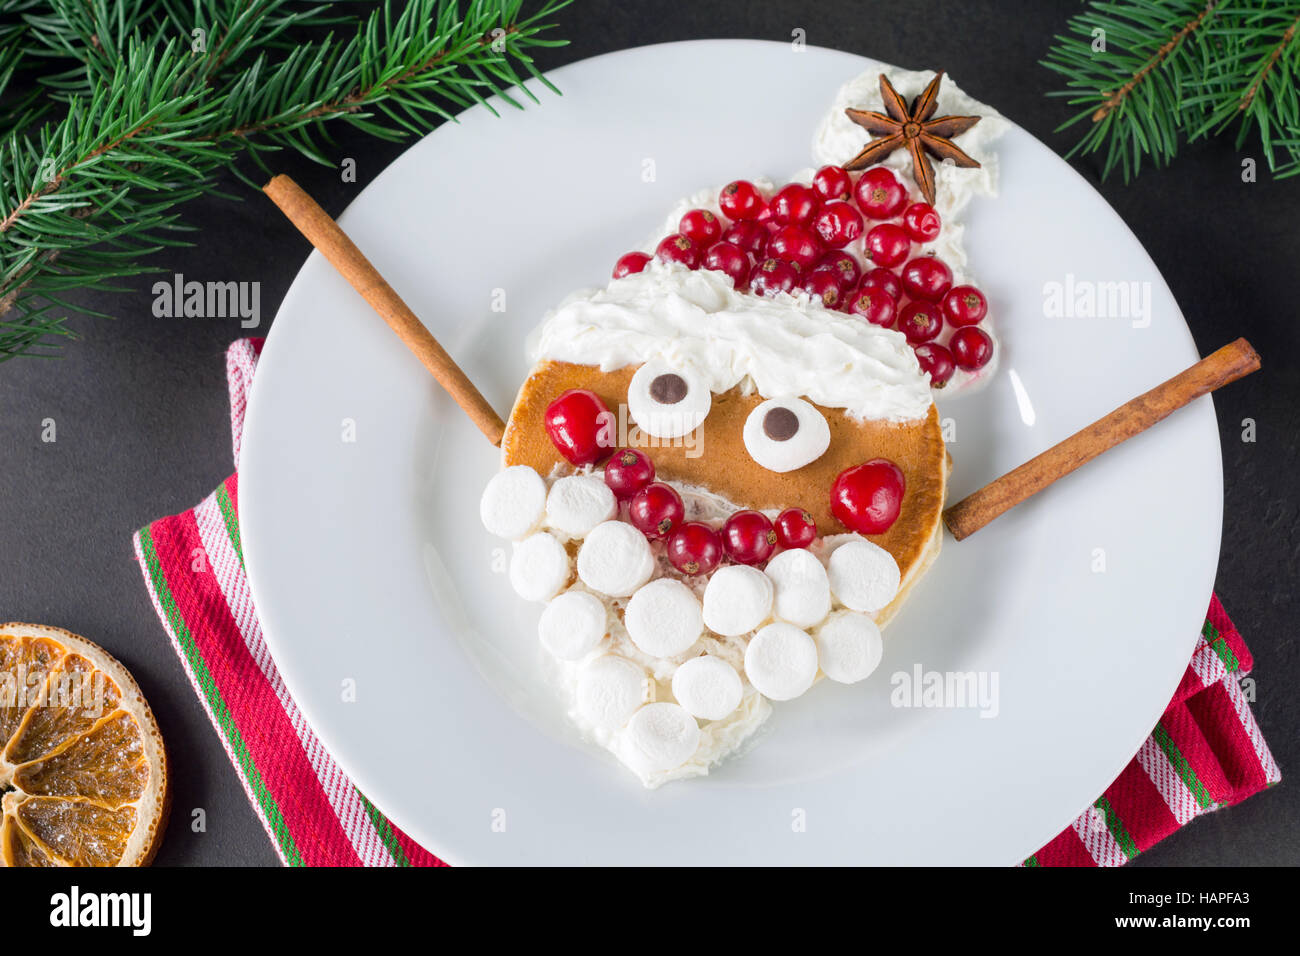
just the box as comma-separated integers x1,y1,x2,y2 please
1043,0,1300,181
0,0,569,362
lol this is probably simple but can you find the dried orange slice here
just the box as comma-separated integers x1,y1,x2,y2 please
0,623,169,867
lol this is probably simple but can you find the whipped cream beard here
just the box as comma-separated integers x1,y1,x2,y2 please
624,64,1009,395
478,464,900,788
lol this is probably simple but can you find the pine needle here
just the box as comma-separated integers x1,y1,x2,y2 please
0,0,570,362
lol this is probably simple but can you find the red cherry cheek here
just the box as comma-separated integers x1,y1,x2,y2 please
829,459,906,535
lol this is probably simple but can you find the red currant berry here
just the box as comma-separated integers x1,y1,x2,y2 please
813,251,862,290
949,326,994,370
860,267,903,301
612,251,651,279
766,224,823,271
802,269,844,309
813,201,864,249
703,241,751,288
721,510,778,565
912,343,956,387
544,389,615,466
902,202,942,242
604,447,655,499
830,459,905,535
629,482,685,540
749,257,800,297
655,233,701,269
941,285,988,327
774,508,817,549
898,300,943,344
846,288,898,327
854,167,907,219
666,522,723,576
719,180,765,220
812,165,853,201
723,219,769,256
679,209,723,246
770,183,820,227
901,256,953,301
864,223,912,268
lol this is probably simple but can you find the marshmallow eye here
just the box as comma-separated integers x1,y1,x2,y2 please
742,397,831,473
627,361,711,438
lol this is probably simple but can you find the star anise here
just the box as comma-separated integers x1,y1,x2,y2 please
843,71,981,206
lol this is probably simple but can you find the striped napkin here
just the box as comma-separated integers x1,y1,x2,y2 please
132,338,1280,866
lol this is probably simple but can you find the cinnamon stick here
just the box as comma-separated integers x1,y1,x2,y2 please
263,174,506,446
943,338,1260,541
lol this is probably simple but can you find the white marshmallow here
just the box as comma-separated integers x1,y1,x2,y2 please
576,655,647,729
744,622,819,701
764,547,832,628
576,520,656,597
815,610,884,684
479,465,547,539
625,579,703,658
509,532,569,602
827,537,901,613
624,702,701,772
672,655,743,720
702,565,773,636
742,397,831,473
627,360,711,439
545,474,616,537
538,590,607,660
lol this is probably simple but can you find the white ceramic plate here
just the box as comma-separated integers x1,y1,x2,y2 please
240,40,1222,865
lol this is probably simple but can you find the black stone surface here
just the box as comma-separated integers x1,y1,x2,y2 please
1,0,1294,867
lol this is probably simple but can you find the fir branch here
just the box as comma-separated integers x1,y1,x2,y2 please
1090,0,1218,122
0,0,569,362
1041,0,1221,181
1043,0,1300,182
1185,0,1300,176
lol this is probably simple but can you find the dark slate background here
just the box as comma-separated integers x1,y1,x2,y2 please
1,1,1295,867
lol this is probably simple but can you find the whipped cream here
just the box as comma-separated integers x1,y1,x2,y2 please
529,261,933,423
813,65,1009,225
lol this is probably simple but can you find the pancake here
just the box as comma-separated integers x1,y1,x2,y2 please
502,358,947,627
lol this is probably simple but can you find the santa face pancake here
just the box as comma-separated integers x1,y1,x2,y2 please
478,63,1006,787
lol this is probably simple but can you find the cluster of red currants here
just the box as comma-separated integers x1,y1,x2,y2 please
543,388,908,577
607,445,816,574
611,165,994,386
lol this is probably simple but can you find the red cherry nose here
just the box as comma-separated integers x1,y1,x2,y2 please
830,459,905,535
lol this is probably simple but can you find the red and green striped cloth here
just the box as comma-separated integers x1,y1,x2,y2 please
132,338,1280,866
